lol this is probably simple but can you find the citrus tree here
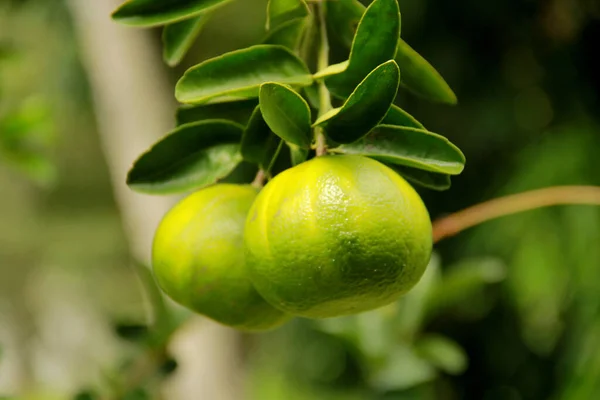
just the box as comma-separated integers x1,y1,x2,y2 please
74,0,600,398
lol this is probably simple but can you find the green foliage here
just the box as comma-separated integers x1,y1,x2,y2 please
263,18,307,51
249,255,505,398
111,0,233,27
259,82,312,148
325,0,456,104
314,60,400,144
162,15,208,66
126,120,243,194
324,0,400,98
175,45,313,104
266,0,309,30
391,166,451,191
241,106,282,171
112,0,464,194
176,99,257,126
382,105,425,130
331,125,465,175
415,335,467,375
395,40,457,104
0,97,56,186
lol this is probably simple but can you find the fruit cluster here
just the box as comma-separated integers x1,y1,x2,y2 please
111,0,466,331
153,155,432,331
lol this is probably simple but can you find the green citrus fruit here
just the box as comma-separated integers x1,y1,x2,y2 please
152,184,289,331
244,155,432,318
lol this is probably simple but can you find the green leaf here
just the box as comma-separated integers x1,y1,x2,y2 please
241,106,282,169
331,125,465,175
325,0,363,48
382,105,425,129
325,0,400,98
425,258,506,320
162,15,208,67
263,18,307,51
176,45,313,104
266,0,309,30
370,344,436,391
396,254,441,340
259,83,312,148
289,144,308,166
314,60,400,144
111,0,232,27
176,99,257,126
324,0,456,104
302,84,320,109
220,161,259,184
415,335,468,375
396,39,457,105
313,60,349,79
392,165,451,191
127,120,243,194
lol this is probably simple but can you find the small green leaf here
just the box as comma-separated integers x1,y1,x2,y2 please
266,0,309,30
289,144,308,165
396,255,442,340
325,0,457,105
382,105,425,129
259,83,312,148
220,161,259,184
176,45,313,104
241,106,282,169
370,344,436,391
313,60,349,79
162,15,208,67
302,84,320,109
263,18,307,51
415,335,468,375
325,0,400,98
314,60,400,144
112,0,232,27
331,125,465,175
127,120,243,194
425,258,506,320
392,165,451,191
325,0,363,48
176,99,257,126
396,39,457,105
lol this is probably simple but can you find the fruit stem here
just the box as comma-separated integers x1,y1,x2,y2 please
315,0,331,157
432,185,600,243
252,169,267,188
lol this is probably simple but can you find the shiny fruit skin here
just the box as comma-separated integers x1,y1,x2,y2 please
152,184,289,331
244,155,432,318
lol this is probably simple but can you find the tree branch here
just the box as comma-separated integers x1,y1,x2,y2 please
432,185,600,243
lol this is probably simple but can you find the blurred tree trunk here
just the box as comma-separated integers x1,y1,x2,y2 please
65,1,242,399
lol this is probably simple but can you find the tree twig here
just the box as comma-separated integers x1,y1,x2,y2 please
252,169,266,188
432,185,600,243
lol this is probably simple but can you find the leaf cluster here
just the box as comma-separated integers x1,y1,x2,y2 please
111,0,465,194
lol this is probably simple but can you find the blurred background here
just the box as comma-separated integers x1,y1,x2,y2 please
1,0,599,399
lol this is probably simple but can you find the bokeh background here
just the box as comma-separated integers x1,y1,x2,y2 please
1,0,600,399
